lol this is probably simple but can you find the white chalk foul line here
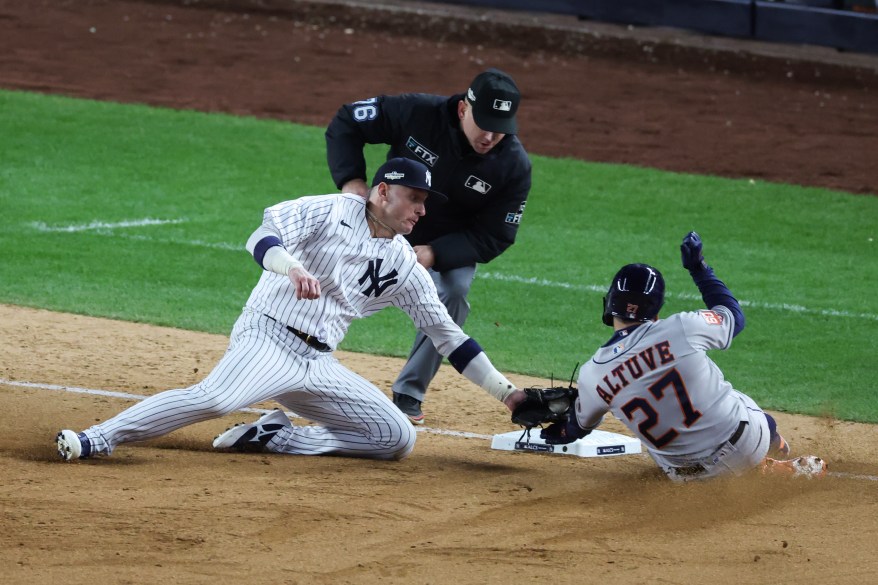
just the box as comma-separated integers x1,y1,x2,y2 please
3,377,876,481
30,219,241,251
26,219,877,321
113,233,242,251
827,471,878,481
478,272,878,322
30,218,188,232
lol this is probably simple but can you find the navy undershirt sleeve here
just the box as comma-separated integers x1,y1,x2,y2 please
690,266,746,337
448,338,483,373
253,235,284,269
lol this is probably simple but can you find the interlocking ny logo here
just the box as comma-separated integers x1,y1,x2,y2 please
358,259,398,297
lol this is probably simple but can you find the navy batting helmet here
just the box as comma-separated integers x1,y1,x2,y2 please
602,263,665,326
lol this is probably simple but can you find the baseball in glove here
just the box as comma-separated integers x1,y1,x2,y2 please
510,386,578,429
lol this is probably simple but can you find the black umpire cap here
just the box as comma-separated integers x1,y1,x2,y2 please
371,157,447,202
466,68,521,135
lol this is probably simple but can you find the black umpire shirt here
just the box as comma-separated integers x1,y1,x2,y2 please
325,93,532,273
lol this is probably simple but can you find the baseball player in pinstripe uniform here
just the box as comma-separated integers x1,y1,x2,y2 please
540,232,826,481
56,157,525,462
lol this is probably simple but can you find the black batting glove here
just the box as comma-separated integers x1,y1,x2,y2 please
681,231,709,273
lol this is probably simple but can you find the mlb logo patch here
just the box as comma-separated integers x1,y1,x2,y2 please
701,310,724,325
493,99,512,112
465,175,491,194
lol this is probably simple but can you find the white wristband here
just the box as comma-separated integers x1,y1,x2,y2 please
461,352,516,402
263,246,304,276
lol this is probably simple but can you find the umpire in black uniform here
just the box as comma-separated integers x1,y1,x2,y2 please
325,68,532,424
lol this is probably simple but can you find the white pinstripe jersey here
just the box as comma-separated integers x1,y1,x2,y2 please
576,306,748,457
245,193,456,350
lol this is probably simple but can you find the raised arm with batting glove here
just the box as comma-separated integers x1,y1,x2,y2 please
681,231,745,337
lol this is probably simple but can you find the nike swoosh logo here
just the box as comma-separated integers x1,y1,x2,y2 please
340,220,352,229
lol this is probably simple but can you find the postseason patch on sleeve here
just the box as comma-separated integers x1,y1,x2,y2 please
700,310,724,325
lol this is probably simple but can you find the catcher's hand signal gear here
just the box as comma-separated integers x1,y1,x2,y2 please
602,263,665,326
511,386,578,429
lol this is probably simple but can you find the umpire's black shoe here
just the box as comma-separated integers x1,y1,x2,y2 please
212,409,291,452
393,392,425,425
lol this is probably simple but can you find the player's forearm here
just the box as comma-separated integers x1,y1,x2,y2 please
246,226,303,275
418,320,516,402
448,338,516,402
690,267,745,336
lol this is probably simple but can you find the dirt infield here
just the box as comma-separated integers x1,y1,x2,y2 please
3,305,878,584
2,1,878,584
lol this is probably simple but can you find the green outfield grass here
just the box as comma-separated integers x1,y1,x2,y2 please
1,90,876,421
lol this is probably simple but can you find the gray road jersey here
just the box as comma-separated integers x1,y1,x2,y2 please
576,306,747,457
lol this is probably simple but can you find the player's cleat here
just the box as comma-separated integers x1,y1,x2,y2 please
760,455,827,479
392,392,425,425
56,430,91,461
768,433,791,458
212,409,291,452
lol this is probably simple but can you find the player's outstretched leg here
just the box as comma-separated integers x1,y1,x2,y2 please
54,311,310,462
56,430,92,461
759,456,827,479
214,358,417,461
213,409,292,452
764,413,791,458
758,413,824,478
